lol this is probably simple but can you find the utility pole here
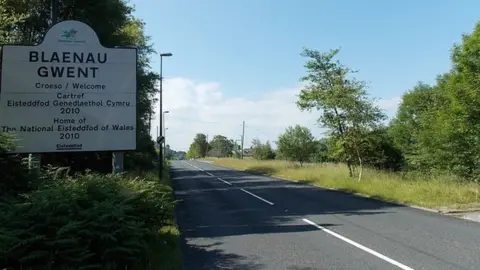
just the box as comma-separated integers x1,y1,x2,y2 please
241,121,245,159
206,134,209,157
158,62,163,175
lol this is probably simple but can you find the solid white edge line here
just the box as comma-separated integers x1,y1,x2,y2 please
217,177,233,186
302,218,415,270
240,188,275,205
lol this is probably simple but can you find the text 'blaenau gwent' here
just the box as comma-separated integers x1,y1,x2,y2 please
29,51,107,78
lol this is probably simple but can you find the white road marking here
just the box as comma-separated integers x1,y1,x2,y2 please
217,177,232,186
184,162,231,186
302,218,415,270
182,161,195,168
183,161,202,171
240,188,275,205
182,161,275,206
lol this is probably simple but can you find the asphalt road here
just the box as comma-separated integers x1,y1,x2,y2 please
171,160,480,270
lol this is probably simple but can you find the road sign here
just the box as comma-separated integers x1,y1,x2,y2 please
0,20,137,153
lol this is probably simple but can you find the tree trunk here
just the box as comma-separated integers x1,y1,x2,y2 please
347,160,353,177
333,107,352,177
354,140,363,182
357,158,363,182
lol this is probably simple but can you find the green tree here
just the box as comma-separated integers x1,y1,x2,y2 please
436,21,480,180
209,135,234,157
163,146,185,160
263,141,275,160
0,0,29,43
251,138,275,160
186,143,199,159
388,81,446,171
297,48,385,180
386,21,480,180
194,133,209,158
310,138,335,163
276,125,316,166
361,127,404,171
164,144,173,160
186,133,209,158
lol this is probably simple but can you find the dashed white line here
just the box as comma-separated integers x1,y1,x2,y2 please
182,161,274,206
183,161,202,171
240,188,275,205
182,161,196,168
217,177,232,186
302,218,415,270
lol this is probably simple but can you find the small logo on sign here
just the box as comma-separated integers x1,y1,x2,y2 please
59,28,85,43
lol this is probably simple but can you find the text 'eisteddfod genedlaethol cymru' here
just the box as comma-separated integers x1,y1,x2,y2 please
0,20,137,153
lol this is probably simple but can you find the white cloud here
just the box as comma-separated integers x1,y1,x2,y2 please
375,96,401,120
376,96,401,111
150,77,401,151
150,77,319,151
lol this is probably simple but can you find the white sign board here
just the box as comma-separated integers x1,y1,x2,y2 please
0,20,137,153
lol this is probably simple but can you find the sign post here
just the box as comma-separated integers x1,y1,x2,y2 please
112,151,124,174
0,20,137,170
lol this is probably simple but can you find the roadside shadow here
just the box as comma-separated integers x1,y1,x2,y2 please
244,166,279,176
181,241,264,270
181,223,338,238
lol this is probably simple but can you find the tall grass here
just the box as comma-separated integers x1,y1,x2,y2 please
208,158,480,209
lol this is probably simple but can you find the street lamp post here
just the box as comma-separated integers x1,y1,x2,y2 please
158,52,172,177
163,110,170,159
164,127,169,159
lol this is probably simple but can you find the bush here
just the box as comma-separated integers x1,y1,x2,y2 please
0,133,40,196
0,171,177,269
125,151,156,172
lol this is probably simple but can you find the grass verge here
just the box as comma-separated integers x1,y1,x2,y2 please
155,165,182,270
206,158,480,210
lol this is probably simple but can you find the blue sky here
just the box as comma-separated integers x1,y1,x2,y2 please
131,0,480,150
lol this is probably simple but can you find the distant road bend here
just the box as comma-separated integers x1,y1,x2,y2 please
171,160,480,270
